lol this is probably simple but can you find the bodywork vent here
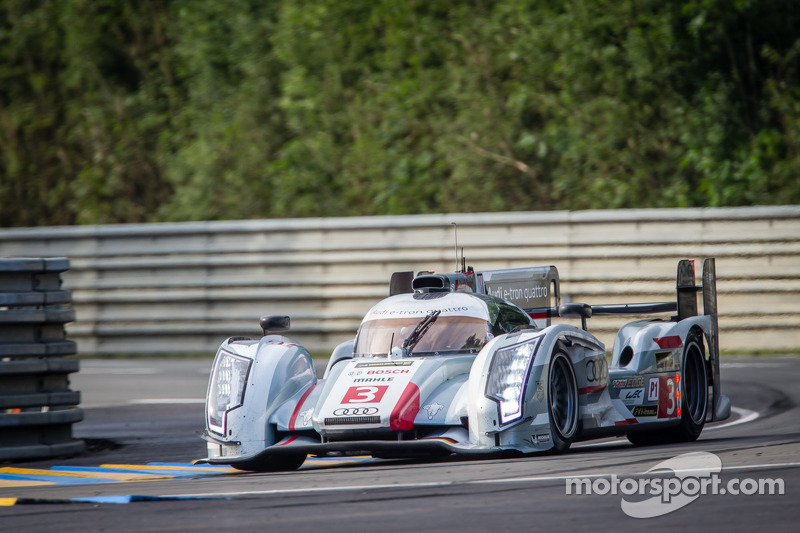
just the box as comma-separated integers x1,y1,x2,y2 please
324,416,381,426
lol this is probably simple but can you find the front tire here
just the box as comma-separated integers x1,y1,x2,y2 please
232,453,307,472
548,350,579,452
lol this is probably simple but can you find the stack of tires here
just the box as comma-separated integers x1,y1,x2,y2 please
0,258,83,460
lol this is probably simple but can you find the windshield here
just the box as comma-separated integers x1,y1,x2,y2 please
354,316,492,357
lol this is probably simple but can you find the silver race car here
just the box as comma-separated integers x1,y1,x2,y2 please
198,258,730,471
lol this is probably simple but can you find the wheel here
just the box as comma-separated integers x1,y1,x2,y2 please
548,350,579,452
671,329,708,441
232,453,307,472
627,329,708,445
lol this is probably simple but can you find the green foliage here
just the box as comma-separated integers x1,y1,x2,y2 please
1,0,799,227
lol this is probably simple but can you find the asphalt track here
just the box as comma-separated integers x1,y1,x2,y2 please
1,356,799,532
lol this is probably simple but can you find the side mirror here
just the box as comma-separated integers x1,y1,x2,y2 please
259,315,290,335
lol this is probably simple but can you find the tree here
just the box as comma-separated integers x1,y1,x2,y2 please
1,0,799,227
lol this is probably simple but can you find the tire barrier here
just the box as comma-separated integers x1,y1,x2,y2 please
0,257,83,461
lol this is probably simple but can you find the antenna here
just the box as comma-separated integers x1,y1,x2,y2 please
451,222,458,272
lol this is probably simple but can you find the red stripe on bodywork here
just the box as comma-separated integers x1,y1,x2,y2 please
579,384,606,395
614,418,638,426
279,435,299,446
289,383,317,431
654,336,683,349
390,383,420,431
528,312,547,320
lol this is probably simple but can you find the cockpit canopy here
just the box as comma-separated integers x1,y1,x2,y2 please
354,292,532,357
354,315,492,357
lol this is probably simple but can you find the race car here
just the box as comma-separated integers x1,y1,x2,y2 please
198,258,730,471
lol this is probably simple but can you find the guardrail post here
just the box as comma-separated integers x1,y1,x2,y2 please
0,257,84,460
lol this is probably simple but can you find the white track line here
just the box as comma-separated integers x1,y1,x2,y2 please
705,406,759,431
168,461,800,499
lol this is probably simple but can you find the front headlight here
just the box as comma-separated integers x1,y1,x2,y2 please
485,337,541,424
207,350,252,436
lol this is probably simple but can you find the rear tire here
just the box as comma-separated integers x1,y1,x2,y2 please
627,329,708,446
671,329,708,441
548,351,579,453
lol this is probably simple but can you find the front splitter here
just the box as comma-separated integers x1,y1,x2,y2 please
197,438,518,470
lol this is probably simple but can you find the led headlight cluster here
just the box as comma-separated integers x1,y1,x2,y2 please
207,350,252,436
485,337,541,424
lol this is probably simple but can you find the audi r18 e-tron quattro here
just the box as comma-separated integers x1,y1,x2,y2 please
198,258,730,471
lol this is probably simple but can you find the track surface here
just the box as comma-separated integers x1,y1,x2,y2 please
1,356,799,532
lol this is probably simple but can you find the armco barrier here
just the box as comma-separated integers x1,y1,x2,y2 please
0,258,84,460
0,206,798,355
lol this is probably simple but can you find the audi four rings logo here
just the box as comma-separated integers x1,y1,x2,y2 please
585,358,608,382
333,407,379,416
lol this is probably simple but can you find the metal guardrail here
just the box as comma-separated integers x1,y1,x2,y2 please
0,206,798,355
0,258,84,460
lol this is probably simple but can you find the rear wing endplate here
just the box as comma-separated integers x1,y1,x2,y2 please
702,258,724,421
675,258,725,421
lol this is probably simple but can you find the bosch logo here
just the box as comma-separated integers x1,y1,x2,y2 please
333,407,379,416
366,369,410,375
585,358,608,383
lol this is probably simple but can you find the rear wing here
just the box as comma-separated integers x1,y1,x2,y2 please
563,257,723,422
390,259,717,354
473,258,723,422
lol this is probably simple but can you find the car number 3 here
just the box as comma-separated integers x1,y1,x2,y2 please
342,385,389,404
666,378,676,415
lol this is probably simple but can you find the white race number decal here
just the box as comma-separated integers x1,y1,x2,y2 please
341,385,389,404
